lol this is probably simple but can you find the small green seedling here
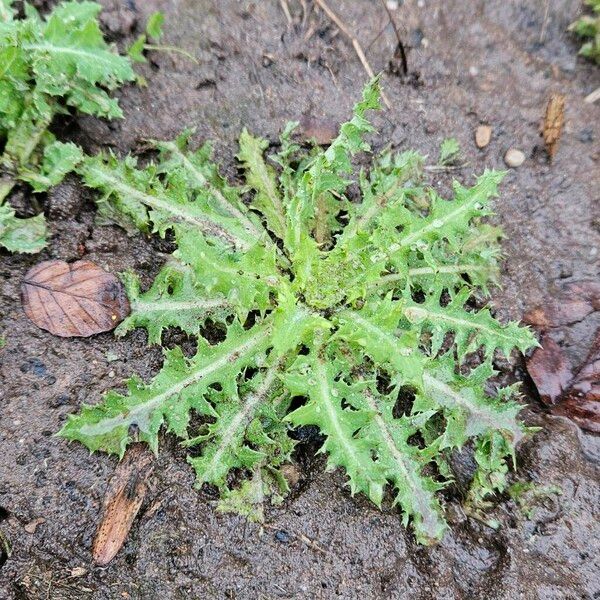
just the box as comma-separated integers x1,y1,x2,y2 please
508,481,562,520
60,79,537,544
438,137,461,166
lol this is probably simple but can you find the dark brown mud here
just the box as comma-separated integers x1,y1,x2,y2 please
1,1,599,598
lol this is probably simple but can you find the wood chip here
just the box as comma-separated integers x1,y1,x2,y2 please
21,260,130,337
475,125,492,149
542,93,565,160
92,445,154,566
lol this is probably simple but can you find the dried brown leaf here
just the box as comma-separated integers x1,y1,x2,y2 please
543,93,565,160
552,329,600,434
523,280,600,330
92,445,154,566
298,115,338,146
21,260,130,337
526,335,574,404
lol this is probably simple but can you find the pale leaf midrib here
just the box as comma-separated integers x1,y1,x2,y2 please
86,165,250,250
160,141,262,237
315,359,373,482
362,390,440,532
133,297,229,313
405,304,513,342
79,325,270,437
197,361,280,482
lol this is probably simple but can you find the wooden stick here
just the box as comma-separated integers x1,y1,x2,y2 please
314,0,392,109
584,86,600,104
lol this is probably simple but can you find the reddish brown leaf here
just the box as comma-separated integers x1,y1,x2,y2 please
92,445,154,566
527,335,574,404
21,260,130,337
552,329,600,434
298,115,338,146
553,396,600,434
523,280,600,330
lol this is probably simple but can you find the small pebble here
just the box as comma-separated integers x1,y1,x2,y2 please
504,148,525,168
469,65,479,77
24,517,45,534
386,0,399,9
475,125,492,148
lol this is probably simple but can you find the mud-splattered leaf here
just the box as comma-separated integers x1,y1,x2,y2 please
21,260,130,337
526,335,573,404
93,445,154,566
542,93,565,161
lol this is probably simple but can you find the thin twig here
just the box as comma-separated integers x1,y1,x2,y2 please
380,0,408,75
314,0,391,108
299,0,311,29
539,0,550,43
279,0,293,25
144,44,199,65
584,86,600,104
425,162,470,172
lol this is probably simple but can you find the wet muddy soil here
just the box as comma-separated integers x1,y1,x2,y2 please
1,1,599,598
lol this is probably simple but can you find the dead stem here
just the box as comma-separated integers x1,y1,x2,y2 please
314,0,392,109
279,0,293,25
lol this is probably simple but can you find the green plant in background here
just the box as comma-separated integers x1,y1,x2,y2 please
570,0,600,64
0,0,135,253
59,78,537,544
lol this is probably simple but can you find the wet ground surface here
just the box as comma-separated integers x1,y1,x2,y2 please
1,1,599,598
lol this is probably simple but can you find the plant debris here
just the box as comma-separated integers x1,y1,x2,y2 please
526,335,573,403
23,517,45,534
524,280,600,330
551,329,600,433
21,260,130,338
527,330,600,433
92,445,154,566
542,93,565,161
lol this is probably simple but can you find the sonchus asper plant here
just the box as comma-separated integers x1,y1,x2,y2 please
0,0,135,253
60,79,537,544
